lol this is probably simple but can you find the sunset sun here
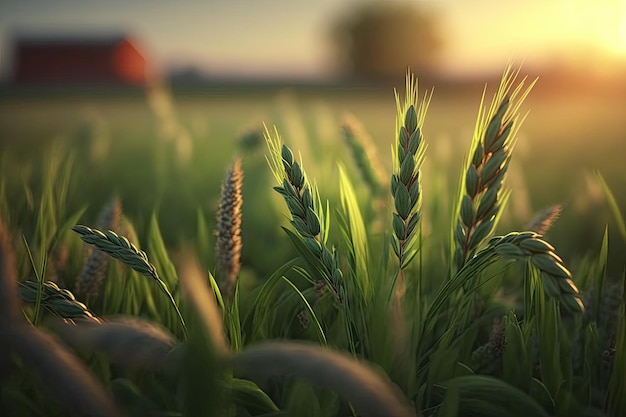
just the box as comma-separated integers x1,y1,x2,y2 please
619,10,626,53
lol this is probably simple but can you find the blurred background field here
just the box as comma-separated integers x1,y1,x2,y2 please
1,80,624,280
0,0,625,278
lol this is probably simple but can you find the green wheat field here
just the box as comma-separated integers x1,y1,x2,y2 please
0,68,624,417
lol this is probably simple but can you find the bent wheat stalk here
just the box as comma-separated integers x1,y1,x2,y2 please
488,231,584,313
53,317,177,371
230,341,414,417
19,280,100,323
72,225,187,339
12,326,125,417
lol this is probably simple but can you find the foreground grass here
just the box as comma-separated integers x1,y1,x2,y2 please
0,69,625,416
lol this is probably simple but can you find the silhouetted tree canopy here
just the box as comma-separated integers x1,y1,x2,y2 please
331,2,443,81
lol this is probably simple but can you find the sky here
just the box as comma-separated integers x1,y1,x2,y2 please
1,0,625,79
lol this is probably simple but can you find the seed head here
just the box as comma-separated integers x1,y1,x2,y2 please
215,158,244,301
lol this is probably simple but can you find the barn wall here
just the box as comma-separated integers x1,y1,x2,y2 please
12,38,148,86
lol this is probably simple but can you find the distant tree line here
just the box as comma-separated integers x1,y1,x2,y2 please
331,1,444,82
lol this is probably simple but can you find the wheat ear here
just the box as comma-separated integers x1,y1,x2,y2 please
454,67,535,270
390,73,431,291
215,158,243,302
72,225,187,339
19,280,100,323
341,113,386,195
265,126,344,302
488,231,585,313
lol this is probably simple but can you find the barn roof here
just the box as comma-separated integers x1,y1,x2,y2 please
13,33,134,46
10,32,149,86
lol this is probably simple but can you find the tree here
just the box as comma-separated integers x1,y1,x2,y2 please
331,1,443,81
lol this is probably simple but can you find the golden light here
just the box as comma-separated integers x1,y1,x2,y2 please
619,2,626,53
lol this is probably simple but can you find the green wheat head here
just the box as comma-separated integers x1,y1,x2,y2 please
265,125,344,302
453,66,536,271
390,72,431,273
72,225,158,280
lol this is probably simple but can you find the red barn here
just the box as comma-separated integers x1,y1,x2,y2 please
11,35,148,86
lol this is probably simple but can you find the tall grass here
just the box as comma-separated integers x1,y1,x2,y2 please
0,68,624,417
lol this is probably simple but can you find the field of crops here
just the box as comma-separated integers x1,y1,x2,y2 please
0,69,624,416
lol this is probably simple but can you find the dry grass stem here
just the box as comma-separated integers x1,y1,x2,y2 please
230,341,414,417
53,317,177,371
179,253,229,357
13,326,125,417
215,158,243,302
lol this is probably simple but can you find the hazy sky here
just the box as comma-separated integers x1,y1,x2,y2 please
1,0,625,79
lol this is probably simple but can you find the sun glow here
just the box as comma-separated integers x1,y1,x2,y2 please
618,3,626,53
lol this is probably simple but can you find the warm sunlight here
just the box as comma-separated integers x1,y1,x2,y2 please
619,3,626,53
554,0,626,56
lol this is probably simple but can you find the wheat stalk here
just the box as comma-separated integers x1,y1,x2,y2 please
73,225,157,279
75,196,122,297
341,113,386,195
215,158,243,302
178,253,229,357
19,280,101,323
390,72,431,295
12,326,125,417
487,231,585,313
454,67,536,271
230,341,414,417
265,125,344,302
53,317,177,371
72,225,187,339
